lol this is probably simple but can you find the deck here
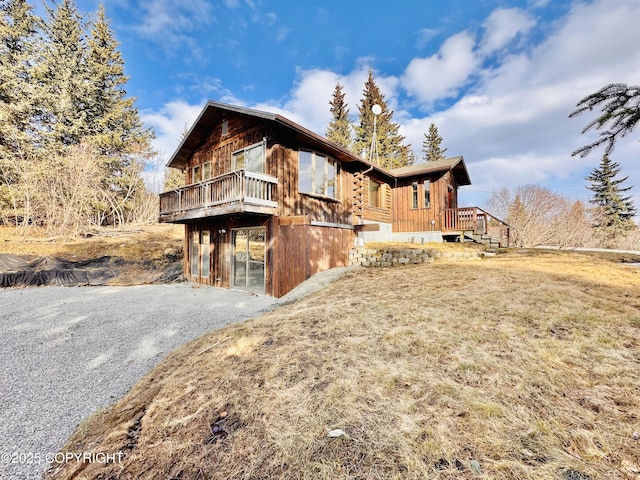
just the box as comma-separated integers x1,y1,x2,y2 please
159,170,278,223
442,207,511,247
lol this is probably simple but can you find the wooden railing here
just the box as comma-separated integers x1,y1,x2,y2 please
442,207,511,247
159,169,278,220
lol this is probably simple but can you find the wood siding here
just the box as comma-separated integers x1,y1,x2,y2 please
392,172,459,232
362,176,392,224
188,116,269,183
271,221,354,298
185,217,354,298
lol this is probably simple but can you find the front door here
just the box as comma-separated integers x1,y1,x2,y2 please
232,227,265,293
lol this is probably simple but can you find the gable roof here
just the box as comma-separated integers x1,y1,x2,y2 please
389,157,471,186
167,101,471,186
167,101,371,170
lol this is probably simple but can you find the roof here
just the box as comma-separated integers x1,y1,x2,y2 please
389,157,471,186
167,101,471,186
167,101,374,170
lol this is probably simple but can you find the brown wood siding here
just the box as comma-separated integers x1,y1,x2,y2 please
362,176,392,224
270,143,354,225
271,222,354,297
186,217,354,298
187,114,271,182
391,172,459,232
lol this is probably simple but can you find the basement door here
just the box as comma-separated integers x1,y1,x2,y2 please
190,229,210,280
232,227,265,294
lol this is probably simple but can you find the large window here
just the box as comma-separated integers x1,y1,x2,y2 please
298,150,340,199
233,141,266,173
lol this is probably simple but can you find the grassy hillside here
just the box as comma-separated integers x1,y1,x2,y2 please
0,224,184,284
47,250,640,480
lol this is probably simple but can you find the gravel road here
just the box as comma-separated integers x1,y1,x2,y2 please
0,284,279,480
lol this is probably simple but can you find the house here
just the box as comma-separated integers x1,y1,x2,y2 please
159,101,509,297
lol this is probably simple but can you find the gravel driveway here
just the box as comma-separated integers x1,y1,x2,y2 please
0,284,279,480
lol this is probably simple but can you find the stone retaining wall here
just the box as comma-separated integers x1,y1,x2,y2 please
348,247,483,267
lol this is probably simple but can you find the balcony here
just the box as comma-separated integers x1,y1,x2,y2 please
159,169,278,223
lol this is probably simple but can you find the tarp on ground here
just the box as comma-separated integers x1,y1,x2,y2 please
0,254,121,287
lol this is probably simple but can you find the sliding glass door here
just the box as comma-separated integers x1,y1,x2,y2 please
232,227,265,293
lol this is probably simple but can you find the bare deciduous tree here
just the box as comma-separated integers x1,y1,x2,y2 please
486,185,592,248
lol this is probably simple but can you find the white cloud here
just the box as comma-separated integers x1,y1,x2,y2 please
135,0,214,38
415,28,440,49
479,8,535,55
133,0,215,57
141,100,204,191
400,0,640,207
143,101,203,161
402,31,479,103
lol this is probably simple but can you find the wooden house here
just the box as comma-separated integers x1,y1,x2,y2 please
159,101,509,297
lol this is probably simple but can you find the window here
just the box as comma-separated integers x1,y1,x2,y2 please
411,182,418,209
193,165,201,183
202,162,211,180
298,150,340,199
369,180,381,208
233,141,265,173
423,180,431,208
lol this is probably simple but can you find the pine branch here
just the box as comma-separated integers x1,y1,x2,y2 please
570,83,640,157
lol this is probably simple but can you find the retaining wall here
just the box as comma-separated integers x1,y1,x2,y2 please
348,247,483,267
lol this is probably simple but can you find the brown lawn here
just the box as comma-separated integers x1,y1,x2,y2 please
43,249,640,480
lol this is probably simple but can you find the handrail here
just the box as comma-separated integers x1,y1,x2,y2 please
159,169,277,217
442,207,511,246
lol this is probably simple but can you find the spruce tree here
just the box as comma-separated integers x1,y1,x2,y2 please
353,68,412,169
0,0,41,222
0,0,40,162
586,154,636,243
325,83,352,149
422,123,447,162
85,4,154,181
39,0,90,152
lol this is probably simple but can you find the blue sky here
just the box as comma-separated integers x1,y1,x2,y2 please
69,0,640,209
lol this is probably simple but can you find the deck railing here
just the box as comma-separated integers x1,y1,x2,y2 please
442,207,511,246
159,169,278,219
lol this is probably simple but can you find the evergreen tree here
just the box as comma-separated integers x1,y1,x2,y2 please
570,83,640,158
422,123,447,162
353,68,412,169
0,0,41,222
0,0,40,161
85,4,154,183
39,0,90,152
325,83,352,149
586,154,636,243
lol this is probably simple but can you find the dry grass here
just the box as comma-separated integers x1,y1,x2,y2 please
365,240,485,252
46,250,640,480
0,224,183,285
0,224,183,261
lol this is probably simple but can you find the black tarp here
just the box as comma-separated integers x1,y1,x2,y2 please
0,254,121,287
